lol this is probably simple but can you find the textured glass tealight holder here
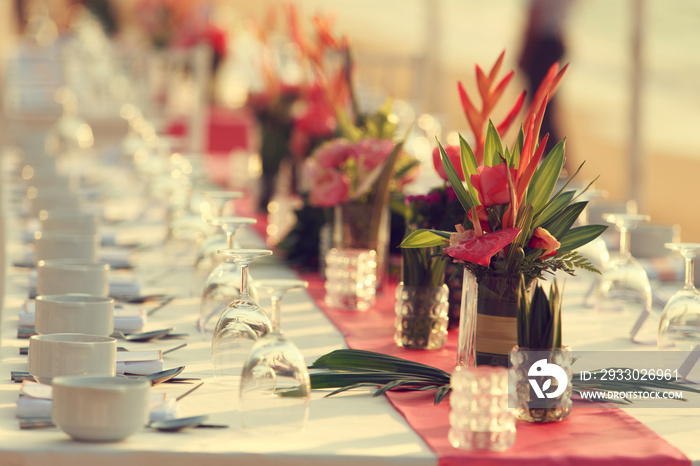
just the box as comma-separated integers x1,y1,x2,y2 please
394,284,449,349
324,248,378,311
449,366,516,452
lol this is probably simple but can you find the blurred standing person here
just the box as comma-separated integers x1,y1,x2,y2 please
518,0,573,158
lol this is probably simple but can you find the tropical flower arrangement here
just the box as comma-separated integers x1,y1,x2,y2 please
247,4,351,210
278,94,419,268
136,0,227,66
400,59,605,283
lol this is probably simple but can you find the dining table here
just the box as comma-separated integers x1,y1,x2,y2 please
1,163,700,466
2,38,700,466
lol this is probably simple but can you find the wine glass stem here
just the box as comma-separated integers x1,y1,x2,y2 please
240,263,250,296
225,228,238,249
271,295,282,333
685,256,695,290
619,227,630,255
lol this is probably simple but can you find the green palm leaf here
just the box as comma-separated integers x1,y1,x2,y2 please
400,229,451,248
526,139,566,214
438,140,474,213
558,225,608,252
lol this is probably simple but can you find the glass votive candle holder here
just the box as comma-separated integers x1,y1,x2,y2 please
324,248,377,311
448,365,516,452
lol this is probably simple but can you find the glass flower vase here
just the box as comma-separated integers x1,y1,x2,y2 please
509,346,573,423
457,272,533,368
394,283,449,349
333,200,390,287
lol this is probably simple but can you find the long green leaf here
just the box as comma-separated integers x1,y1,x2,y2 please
526,139,566,214
482,120,503,167
558,225,608,252
459,134,480,203
541,201,587,240
513,128,525,168
400,229,451,248
311,349,452,380
534,190,576,228
438,140,474,213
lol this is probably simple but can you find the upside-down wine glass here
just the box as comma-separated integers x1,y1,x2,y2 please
658,243,700,350
198,216,257,335
191,190,244,292
195,190,244,254
596,213,652,314
240,279,310,432
211,249,273,386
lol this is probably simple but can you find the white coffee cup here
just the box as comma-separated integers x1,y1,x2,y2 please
28,333,116,385
52,375,150,442
36,259,109,296
34,231,100,263
35,294,114,336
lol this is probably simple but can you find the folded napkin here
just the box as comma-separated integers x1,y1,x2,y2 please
28,271,142,298
16,381,178,422
108,274,142,297
19,300,147,333
116,350,164,375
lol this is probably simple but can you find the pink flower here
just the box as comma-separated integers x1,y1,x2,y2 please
432,145,463,181
315,140,352,170
308,167,350,207
470,163,516,207
349,138,395,173
445,225,521,267
528,227,560,259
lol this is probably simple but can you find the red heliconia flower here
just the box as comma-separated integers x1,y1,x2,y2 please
457,51,526,165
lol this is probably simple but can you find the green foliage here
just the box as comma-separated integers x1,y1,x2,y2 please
401,246,448,287
438,140,475,213
338,98,397,142
526,139,566,214
400,229,451,248
483,120,503,167
459,134,480,202
517,278,563,349
310,349,451,404
309,349,700,407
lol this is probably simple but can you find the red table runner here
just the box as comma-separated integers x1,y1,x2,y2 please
234,184,690,466
298,273,690,466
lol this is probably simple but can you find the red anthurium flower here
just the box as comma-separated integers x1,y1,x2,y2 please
432,145,463,181
470,164,517,207
528,227,560,259
445,224,521,267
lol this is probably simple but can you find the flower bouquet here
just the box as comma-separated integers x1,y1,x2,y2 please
400,56,607,366
248,6,350,210
278,99,418,271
